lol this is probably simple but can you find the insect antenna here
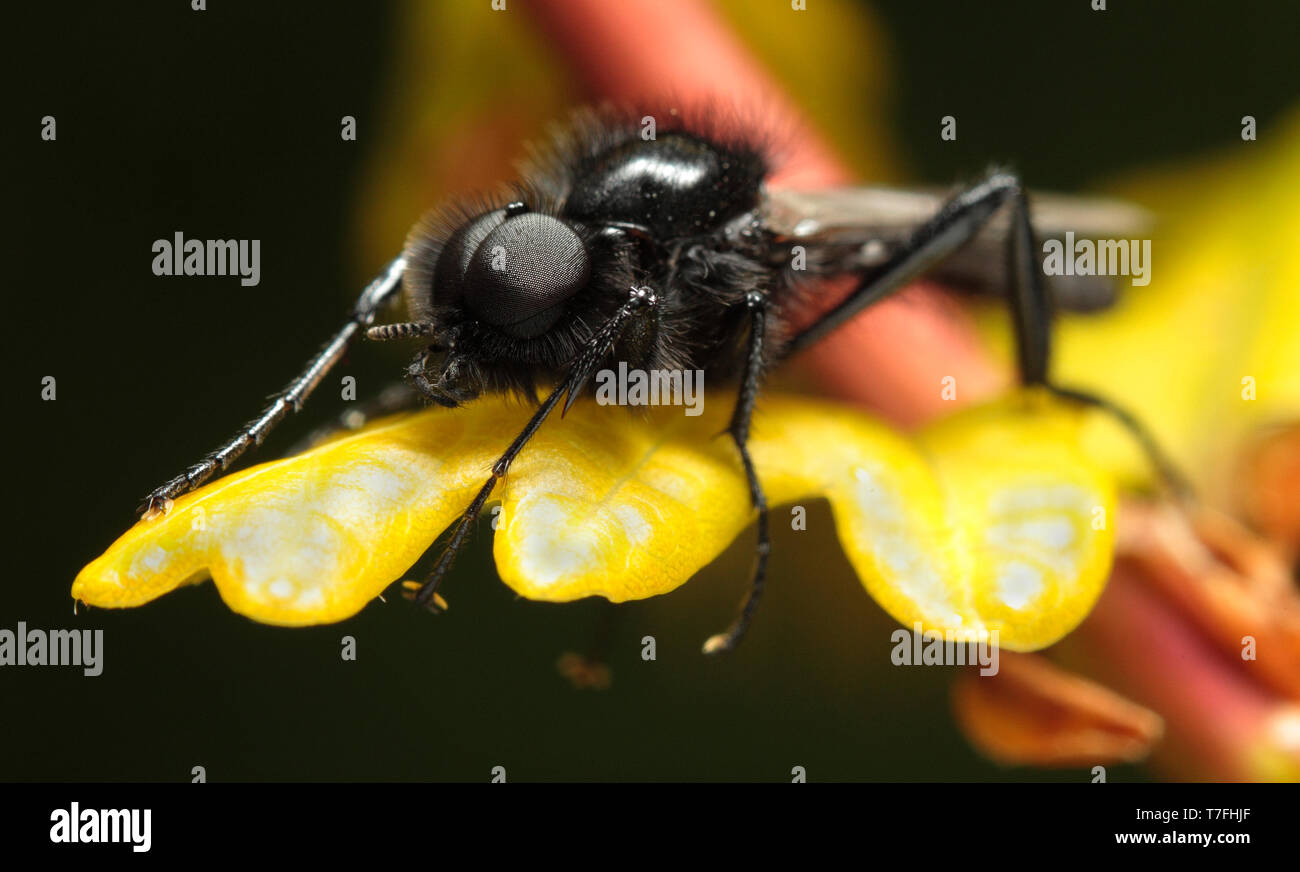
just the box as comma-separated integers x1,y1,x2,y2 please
366,321,436,341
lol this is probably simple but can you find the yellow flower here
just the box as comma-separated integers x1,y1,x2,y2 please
75,390,1114,653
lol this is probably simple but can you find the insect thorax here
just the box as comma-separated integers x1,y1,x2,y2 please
560,131,768,242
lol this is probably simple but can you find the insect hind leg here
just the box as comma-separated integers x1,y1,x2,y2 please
1046,385,1194,500
992,173,1193,498
785,168,1190,499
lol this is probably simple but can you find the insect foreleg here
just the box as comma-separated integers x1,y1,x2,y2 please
138,256,407,518
407,286,659,611
703,291,771,655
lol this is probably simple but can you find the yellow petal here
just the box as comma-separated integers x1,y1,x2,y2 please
74,390,1114,650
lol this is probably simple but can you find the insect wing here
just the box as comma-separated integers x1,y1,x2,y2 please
764,185,1153,312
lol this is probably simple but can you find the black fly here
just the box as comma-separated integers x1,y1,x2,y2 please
137,106,1186,652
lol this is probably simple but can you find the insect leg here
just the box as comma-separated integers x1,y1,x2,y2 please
1046,384,1192,499
137,256,407,517
972,175,1190,496
996,180,1193,497
785,170,1189,497
407,345,457,405
407,287,658,611
703,292,771,655
784,170,1045,365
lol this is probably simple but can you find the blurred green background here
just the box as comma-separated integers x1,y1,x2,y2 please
6,0,1297,781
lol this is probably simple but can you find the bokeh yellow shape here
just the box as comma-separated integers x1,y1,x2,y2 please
75,391,1114,652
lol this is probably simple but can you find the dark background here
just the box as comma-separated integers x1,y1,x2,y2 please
4,1,1296,781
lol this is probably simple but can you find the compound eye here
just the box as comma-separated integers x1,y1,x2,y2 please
464,213,590,339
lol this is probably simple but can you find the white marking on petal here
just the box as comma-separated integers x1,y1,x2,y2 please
296,588,325,610
614,504,652,547
997,561,1043,610
517,496,599,589
986,518,1077,556
852,466,903,524
334,461,418,507
641,467,699,503
851,466,963,627
990,484,1092,514
133,545,170,575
